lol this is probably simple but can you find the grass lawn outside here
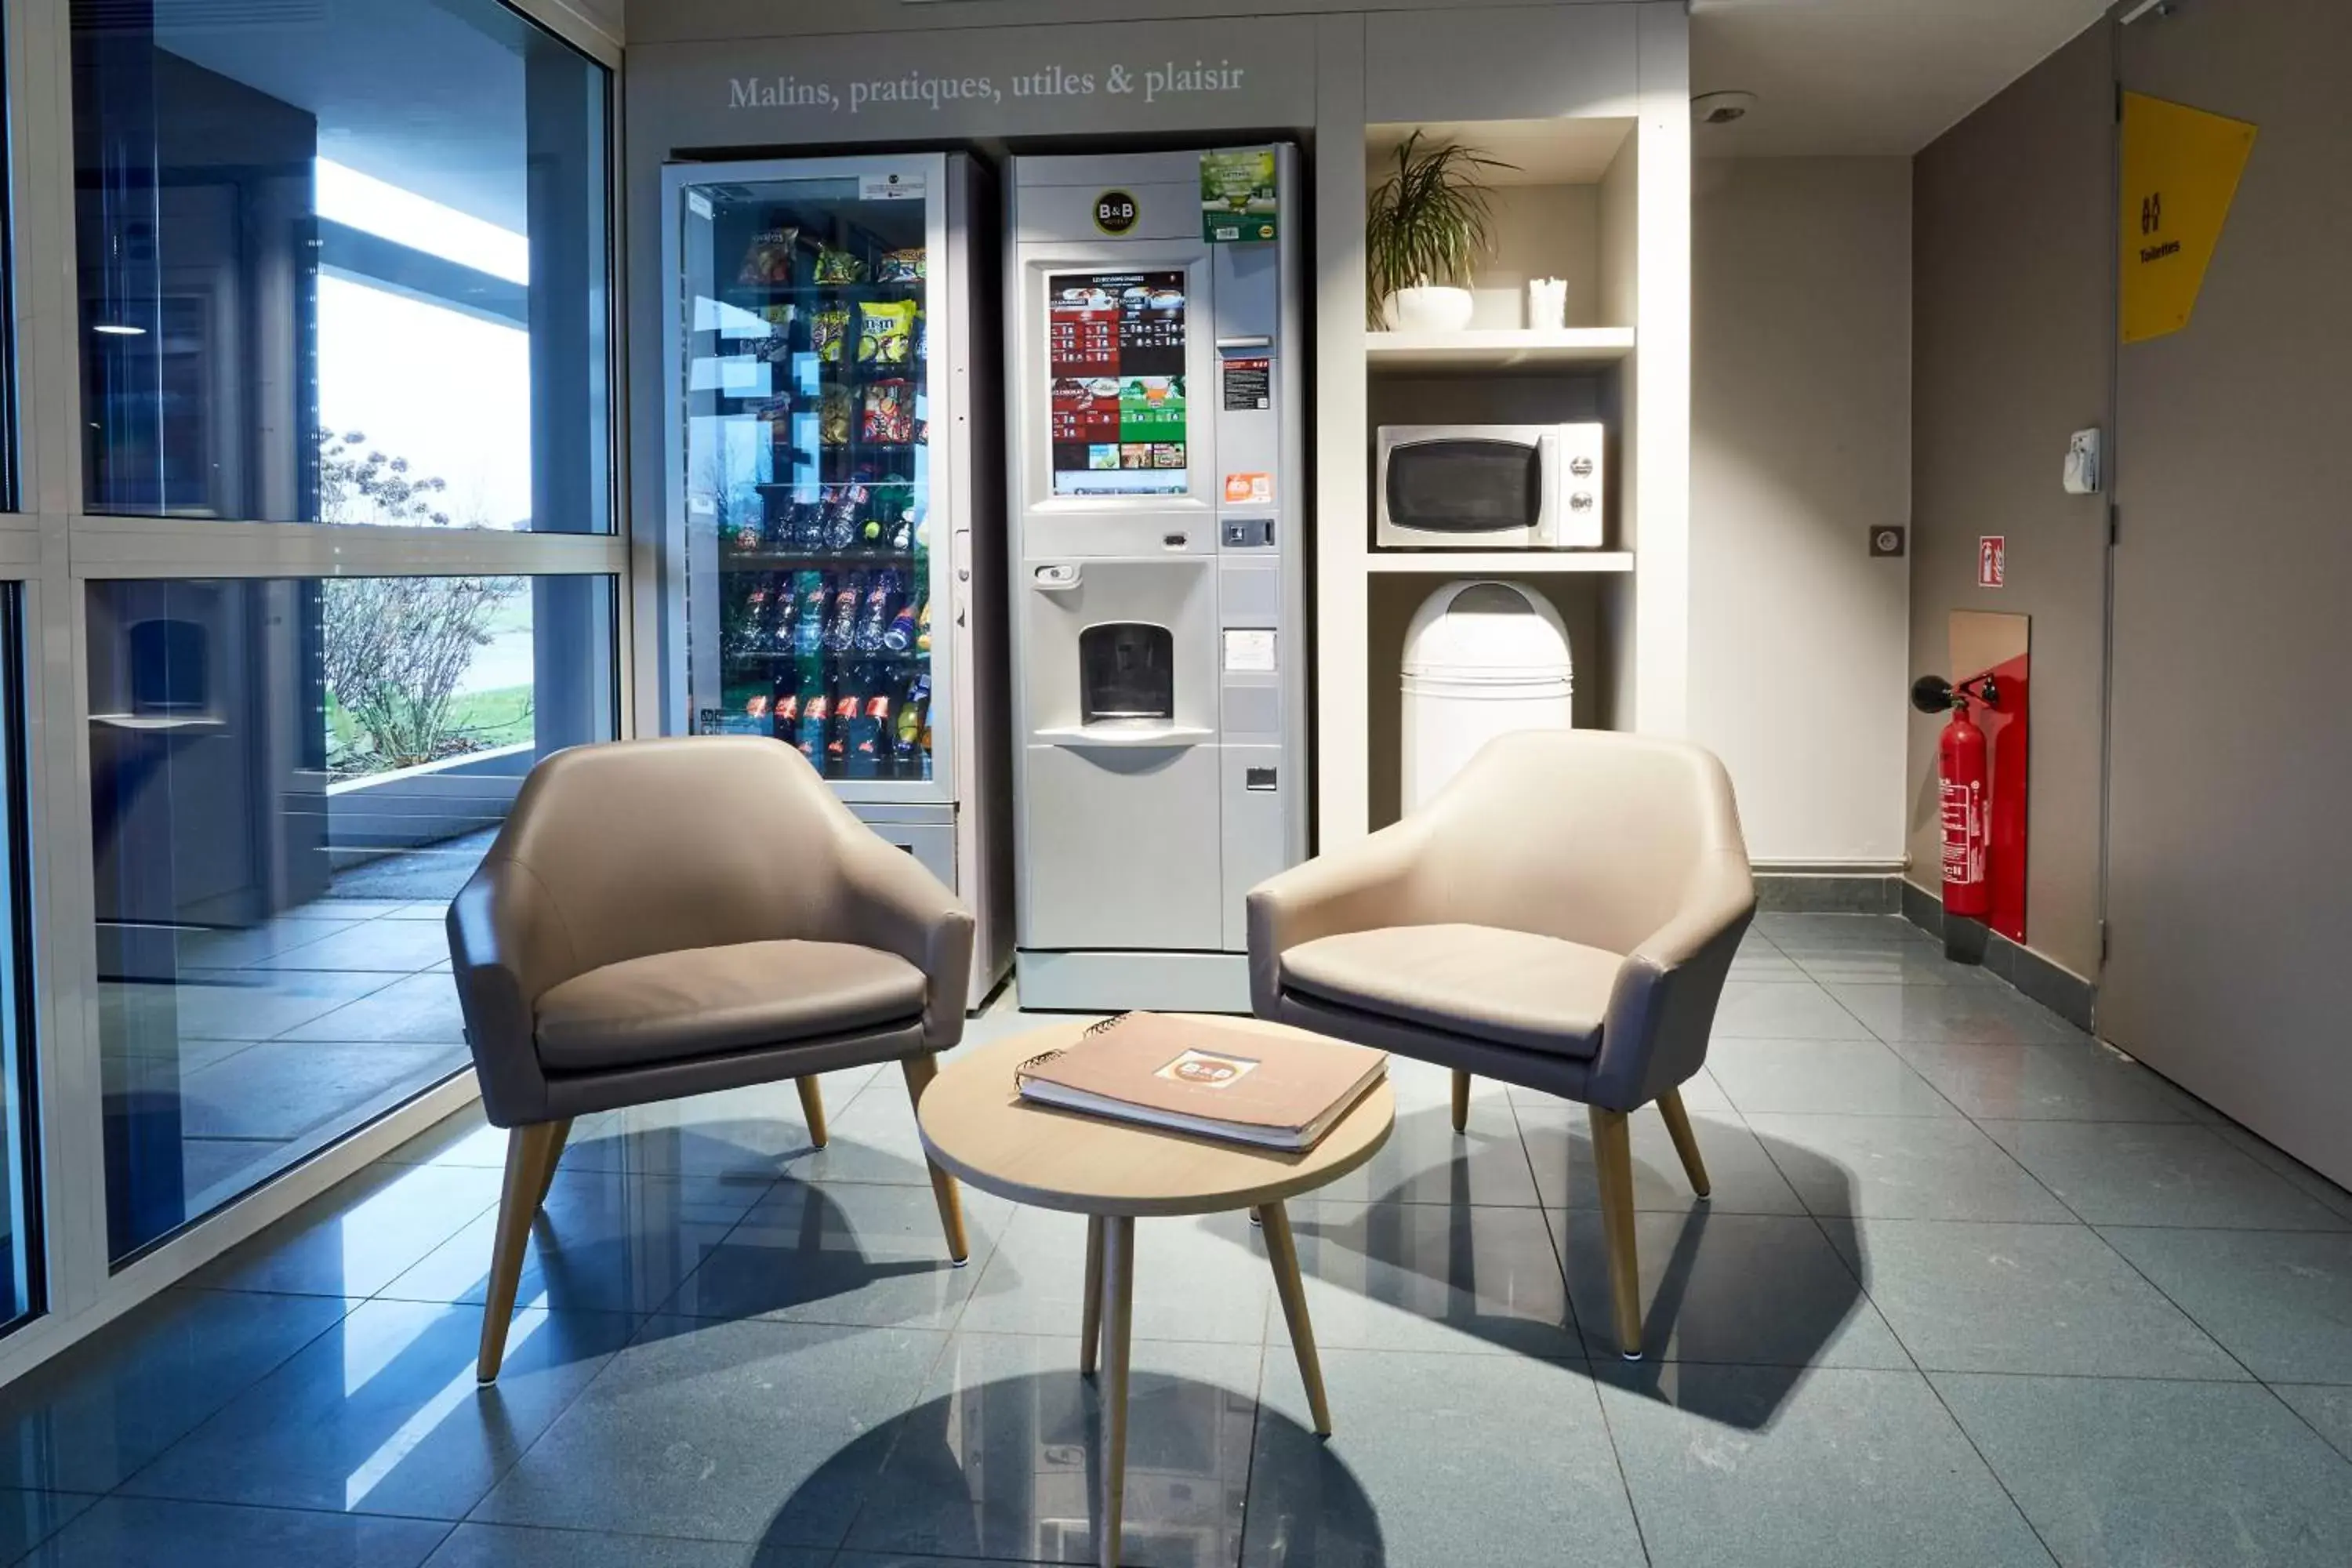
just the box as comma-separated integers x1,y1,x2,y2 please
328,683,535,774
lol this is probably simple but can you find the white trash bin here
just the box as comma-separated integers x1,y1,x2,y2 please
1401,579,1575,812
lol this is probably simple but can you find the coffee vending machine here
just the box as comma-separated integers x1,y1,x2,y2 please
1007,147,1307,1012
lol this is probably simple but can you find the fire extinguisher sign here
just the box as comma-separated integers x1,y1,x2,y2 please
1978,535,2006,589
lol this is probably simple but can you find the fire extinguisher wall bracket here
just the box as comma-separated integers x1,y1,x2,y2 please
1914,670,2002,715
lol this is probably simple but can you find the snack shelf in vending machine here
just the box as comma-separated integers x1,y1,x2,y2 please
662,151,1011,1004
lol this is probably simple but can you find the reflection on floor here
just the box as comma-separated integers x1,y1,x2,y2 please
16,915,2352,1566
99,832,494,1235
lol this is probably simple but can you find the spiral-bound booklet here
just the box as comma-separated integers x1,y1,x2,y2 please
1015,1013,1387,1152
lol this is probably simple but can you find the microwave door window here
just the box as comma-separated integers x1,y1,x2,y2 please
1388,440,1542,533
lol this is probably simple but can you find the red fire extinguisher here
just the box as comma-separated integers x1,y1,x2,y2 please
1911,672,1999,921
1936,698,1991,919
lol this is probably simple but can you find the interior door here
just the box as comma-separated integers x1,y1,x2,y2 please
2102,0,2352,1187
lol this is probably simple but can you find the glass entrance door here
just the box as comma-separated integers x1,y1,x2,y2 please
671,161,952,797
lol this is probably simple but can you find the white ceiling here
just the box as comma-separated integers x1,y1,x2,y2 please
1690,0,2112,158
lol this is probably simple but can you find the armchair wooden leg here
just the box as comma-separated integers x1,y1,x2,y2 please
1450,1069,1472,1134
901,1054,970,1265
532,1118,573,1212
1080,1214,1105,1377
1588,1106,1645,1361
1656,1087,1711,1200
796,1076,829,1149
480,1121,566,1383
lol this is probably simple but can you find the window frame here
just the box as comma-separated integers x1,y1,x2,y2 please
0,586,45,1333
0,0,631,1383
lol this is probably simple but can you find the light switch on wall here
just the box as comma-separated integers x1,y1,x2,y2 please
2063,428,2103,495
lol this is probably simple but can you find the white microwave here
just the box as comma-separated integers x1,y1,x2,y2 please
1375,423,1606,549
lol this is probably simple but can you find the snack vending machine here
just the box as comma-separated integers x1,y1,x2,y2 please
662,153,1010,1005
1007,147,1308,1012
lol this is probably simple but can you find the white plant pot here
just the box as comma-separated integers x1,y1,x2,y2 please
1387,285,1475,334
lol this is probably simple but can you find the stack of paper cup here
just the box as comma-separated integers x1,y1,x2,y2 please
1527,278,1568,330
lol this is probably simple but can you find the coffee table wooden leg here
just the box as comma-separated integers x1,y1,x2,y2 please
1080,1214,1105,1377
1256,1200,1331,1436
1097,1215,1136,1568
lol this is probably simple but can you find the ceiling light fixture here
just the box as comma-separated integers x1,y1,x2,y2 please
1692,90,1758,126
92,323,147,337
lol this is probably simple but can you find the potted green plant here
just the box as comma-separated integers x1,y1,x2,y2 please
1366,132,1512,332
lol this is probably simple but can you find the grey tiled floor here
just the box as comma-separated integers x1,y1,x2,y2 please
9,914,2352,1566
100,878,474,1227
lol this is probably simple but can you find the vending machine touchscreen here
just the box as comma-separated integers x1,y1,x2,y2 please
1007,147,1305,1013
1047,273,1189,497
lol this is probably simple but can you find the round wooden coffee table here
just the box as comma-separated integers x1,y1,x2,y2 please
915,1015,1395,1568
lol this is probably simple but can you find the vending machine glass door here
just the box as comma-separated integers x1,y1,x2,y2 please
666,158,952,799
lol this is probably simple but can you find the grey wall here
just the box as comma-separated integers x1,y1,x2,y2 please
1690,156,1911,869
1907,23,2112,981
2100,0,2352,1188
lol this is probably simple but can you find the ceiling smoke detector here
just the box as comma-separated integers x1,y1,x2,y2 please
1693,91,1758,127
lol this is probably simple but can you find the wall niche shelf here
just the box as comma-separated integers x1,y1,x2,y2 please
1319,40,1686,849
1364,550,1634,575
1364,326,1635,372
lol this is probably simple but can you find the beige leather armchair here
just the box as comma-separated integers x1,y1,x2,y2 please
447,735,975,1381
1248,729,1755,1359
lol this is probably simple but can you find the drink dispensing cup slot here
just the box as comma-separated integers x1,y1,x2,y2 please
1080,622,1176,725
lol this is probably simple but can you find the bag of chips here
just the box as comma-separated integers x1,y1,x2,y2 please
819,384,854,446
858,299,916,365
811,307,851,365
862,379,915,445
814,247,866,284
755,304,797,363
737,227,800,285
876,248,927,283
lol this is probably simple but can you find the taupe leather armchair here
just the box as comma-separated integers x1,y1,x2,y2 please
447,735,975,1381
1248,729,1755,1359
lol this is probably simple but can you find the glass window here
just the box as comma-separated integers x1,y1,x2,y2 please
89,574,616,1265
0,16,14,513
72,1,611,531
0,591,39,1329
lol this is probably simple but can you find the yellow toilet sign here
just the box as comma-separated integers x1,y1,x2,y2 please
2120,92,2257,344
